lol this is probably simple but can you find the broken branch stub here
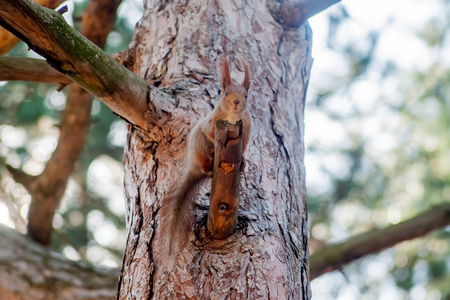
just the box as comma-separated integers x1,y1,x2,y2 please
207,120,243,239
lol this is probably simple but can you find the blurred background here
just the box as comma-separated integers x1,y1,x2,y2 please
308,0,450,299
0,0,449,299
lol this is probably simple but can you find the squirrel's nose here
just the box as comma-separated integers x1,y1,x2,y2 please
234,100,240,105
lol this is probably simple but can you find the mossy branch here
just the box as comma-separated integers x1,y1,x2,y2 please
0,0,64,54
0,0,167,130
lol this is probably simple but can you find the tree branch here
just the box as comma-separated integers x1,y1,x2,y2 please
0,56,71,85
0,224,118,300
267,0,341,28
0,0,158,130
26,0,122,246
309,204,450,280
5,164,35,189
26,84,94,245
0,0,64,54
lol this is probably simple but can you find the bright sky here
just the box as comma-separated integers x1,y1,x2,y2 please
305,0,443,196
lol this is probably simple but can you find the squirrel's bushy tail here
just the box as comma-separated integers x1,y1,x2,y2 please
161,167,205,255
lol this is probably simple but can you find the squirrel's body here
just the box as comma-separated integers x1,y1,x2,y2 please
162,56,251,254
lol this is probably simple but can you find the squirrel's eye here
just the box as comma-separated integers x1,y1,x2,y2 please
224,91,228,96
245,94,248,99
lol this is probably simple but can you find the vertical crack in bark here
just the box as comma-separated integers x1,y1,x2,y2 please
119,162,144,299
267,52,308,298
134,188,144,249
147,206,159,300
115,0,313,298
145,142,160,300
301,218,308,255
268,99,295,222
300,265,309,300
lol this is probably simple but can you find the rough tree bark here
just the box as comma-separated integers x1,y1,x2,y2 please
0,56,71,85
1,1,450,298
0,225,118,300
117,1,312,299
0,0,341,299
1,203,449,299
0,0,64,54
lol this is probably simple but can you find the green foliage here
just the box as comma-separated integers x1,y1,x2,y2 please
1,0,449,297
308,0,450,298
0,1,142,268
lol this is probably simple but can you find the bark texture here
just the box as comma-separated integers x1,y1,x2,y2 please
0,57,71,85
0,225,119,300
0,0,64,54
267,0,341,28
1,0,446,299
1,204,448,299
118,1,312,299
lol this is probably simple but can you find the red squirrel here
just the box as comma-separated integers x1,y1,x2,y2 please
162,55,251,254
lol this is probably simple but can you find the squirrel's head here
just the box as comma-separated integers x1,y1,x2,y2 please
220,55,250,113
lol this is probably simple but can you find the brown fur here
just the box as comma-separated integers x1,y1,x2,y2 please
161,55,252,255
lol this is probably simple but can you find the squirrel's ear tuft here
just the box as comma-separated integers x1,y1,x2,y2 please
221,55,232,90
242,60,250,92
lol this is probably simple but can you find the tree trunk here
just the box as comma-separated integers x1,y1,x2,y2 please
0,225,118,300
118,1,312,299
2,2,450,298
